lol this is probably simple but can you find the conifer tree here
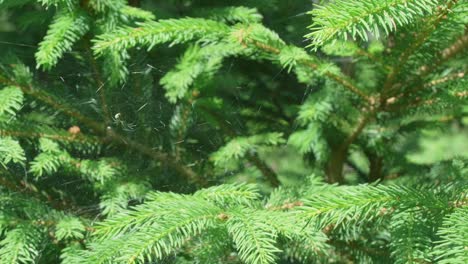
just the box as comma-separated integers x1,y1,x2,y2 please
0,0,466,263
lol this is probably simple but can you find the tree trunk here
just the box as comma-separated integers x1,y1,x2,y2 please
368,154,383,182
326,149,347,184
325,113,374,183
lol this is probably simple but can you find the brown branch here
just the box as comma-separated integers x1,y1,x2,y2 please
385,31,468,103
0,74,205,185
105,129,207,186
0,129,102,144
341,113,373,154
326,110,375,183
245,39,372,103
419,30,468,76
424,72,466,88
0,169,77,212
0,74,104,133
380,0,458,104
382,70,465,112
385,91,467,113
383,71,466,113
237,30,376,183
367,153,384,182
392,30,468,100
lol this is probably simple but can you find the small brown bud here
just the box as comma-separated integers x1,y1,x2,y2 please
379,207,388,216
323,224,335,234
419,65,428,72
386,97,396,104
68,125,81,135
217,213,229,221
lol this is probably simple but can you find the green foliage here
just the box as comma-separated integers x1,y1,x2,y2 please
93,18,230,55
0,225,43,264
227,209,280,264
160,45,222,102
0,0,467,263
288,124,329,162
306,0,439,47
29,138,69,177
212,133,284,166
72,183,333,263
199,6,263,24
120,5,155,21
87,0,124,13
433,206,468,263
0,86,23,117
55,216,86,241
35,10,90,70
194,183,260,206
36,0,75,9
0,137,25,166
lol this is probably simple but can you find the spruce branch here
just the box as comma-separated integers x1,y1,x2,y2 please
0,137,25,167
194,183,260,206
299,184,450,229
0,169,78,212
92,18,230,55
380,0,459,103
239,30,372,103
201,106,282,187
396,0,459,63
227,209,281,264
120,5,155,20
0,224,42,263
83,194,223,263
123,210,221,264
37,0,75,9
306,0,439,48
390,30,468,101
433,206,468,263
0,128,102,144
94,18,372,104
35,10,90,70
384,71,466,113
0,75,206,186
0,74,103,133
423,72,466,89
419,30,468,76
1,2,467,263
0,86,23,117
195,6,263,24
